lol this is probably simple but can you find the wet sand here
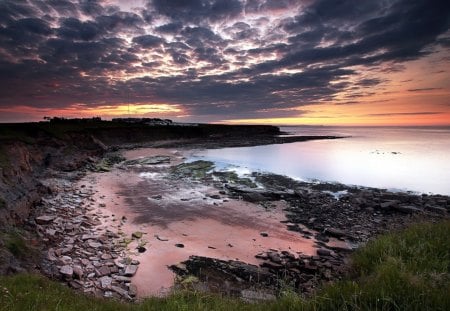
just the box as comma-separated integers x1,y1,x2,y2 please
80,147,316,297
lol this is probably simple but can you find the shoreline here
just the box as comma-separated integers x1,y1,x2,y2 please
32,145,449,301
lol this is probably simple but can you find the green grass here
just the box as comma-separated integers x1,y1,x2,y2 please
0,221,449,310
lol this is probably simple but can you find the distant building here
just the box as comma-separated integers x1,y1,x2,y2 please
111,118,173,125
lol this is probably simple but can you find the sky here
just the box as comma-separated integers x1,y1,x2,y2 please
0,0,449,126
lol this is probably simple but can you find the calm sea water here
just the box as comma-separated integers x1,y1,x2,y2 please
191,126,450,195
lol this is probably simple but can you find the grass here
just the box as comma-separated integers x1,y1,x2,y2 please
2,230,32,259
0,221,449,310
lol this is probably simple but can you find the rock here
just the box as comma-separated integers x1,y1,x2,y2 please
175,243,185,248
155,234,169,241
113,275,132,282
394,205,422,214
242,192,267,202
58,256,73,265
60,265,73,277
95,266,111,277
73,265,84,279
124,265,138,276
128,284,138,297
69,280,83,289
132,231,143,239
81,234,98,240
99,276,112,289
267,252,282,264
425,205,447,214
137,246,146,253
151,195,162,200
317,249,331,257
47,248,58,261
101,253,112,260
261,261,283,270
36,215,56,225
324,228,346,238
114,259,125,268
88,241,102,248
260,232,269,237
111,286,130,298
379,200,399,209
209,194,221,199
124,156,170,166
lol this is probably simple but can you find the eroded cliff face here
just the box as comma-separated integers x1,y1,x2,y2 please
0,133,106,227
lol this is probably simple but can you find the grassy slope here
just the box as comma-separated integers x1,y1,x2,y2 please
0,221,448,311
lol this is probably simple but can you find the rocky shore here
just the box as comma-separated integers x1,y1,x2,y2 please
161,162,449,300
0,121,448,303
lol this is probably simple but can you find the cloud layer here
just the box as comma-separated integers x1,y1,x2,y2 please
0,0,449,122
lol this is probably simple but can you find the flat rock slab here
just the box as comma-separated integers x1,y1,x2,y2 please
60,265,73,277
36,215,56,225
124,265,138,276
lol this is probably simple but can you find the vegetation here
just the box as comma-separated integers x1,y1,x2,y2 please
0,221,448,310
2,230,36,260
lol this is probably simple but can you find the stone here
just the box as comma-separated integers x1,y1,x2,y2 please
317,249,331,257
81,234,98,240
124,265,138,276
36,215,56,225
394,205,422,214
60,265,73,277
128,284,138,297
113,275,132,282
267,252,282,264
379,200,399,209
111,286,129,298
88,241,102,248
69,280,83,289
114,259,125,268
58,256,73,265
175,243,185,248
95,266,111,277
132,231,143,239
73,265,84,279
260,232,269,237
137,246,146,253
101,253,112,260
47,249,57,261
99,276,112,288
324,228,346,238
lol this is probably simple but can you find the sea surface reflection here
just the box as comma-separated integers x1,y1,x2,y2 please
192,126,450,195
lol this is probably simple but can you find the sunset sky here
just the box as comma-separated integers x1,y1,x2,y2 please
0,0,449,125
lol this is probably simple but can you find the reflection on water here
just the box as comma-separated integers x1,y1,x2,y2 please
193,126,450,195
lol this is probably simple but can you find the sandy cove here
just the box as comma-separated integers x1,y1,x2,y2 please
80,147,317,297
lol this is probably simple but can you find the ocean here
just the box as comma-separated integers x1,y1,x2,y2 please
191,126,450,195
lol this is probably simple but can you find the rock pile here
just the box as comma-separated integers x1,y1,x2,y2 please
31,178,139,300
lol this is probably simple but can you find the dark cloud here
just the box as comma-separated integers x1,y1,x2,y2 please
132,34,164,48
407,88,443,92
0,0,449,121
151,0,243,23
366,112,443,117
